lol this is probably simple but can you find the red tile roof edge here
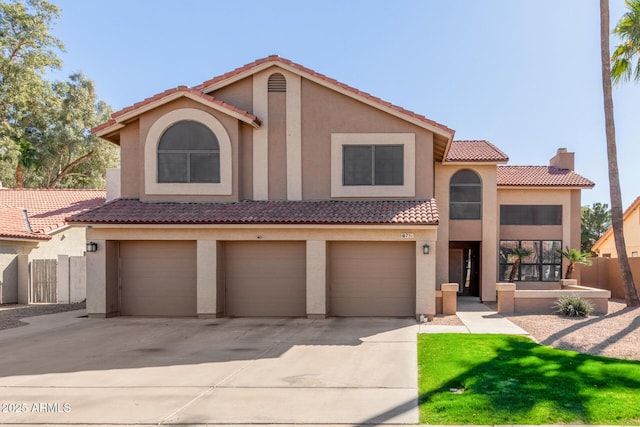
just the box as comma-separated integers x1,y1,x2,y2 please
92,87,261,135
0,189,106,235
194,55,455,136
67,199,440,226
0,231,51,241
497,166,595,187
446,140,509,162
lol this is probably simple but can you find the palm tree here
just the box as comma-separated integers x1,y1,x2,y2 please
600,0,640,307
508,246,533,283
612,0,640,83
559,247,592,279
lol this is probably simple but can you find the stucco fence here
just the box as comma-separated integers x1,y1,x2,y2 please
437,281,611,315
495,282,610,314
575,256,640,299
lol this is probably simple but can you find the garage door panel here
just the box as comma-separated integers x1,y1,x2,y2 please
225,241,306,317
120,241,196,317
330,242,415,317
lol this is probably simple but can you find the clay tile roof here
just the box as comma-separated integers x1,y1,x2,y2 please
92,86,261,135
67,199,439,226
497,166,595,188
0,189,106,235
446,140,509,162
194,55,454,136
0,206,49,241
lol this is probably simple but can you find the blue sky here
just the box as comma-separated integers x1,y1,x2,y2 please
48,0,639,208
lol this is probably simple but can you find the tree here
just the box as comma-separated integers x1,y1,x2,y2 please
581,203,611,253
559,247,592,279
0,0,64,188
22,73,119,188
508,246,533,283
611,0,640,83
600,0,640,307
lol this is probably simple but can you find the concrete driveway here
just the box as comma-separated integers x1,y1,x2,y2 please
0,310,418,425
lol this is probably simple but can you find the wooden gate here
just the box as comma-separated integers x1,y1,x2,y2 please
31,259,57,303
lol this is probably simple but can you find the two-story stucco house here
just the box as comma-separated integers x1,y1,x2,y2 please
68,56,594,319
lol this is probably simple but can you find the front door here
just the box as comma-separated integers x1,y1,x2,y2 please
448,242,480,297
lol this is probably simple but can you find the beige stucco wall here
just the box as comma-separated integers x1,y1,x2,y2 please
1,241,39,304
209,75,254,115
299,78,434,200
85,224,438,317
594,207,640,258
119,120,140,199
434,164,498,301
577,256,640,298
268,91,287,199
28,226,87,261
106,168,121,202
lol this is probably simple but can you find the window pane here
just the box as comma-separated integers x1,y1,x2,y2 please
542,240,562,263
450,203,481,220
500,241,518,264
499,264,513,281
158,153,188,182
374,146,403,185
520,241,540,263
520,265,540,281
190,153,220,183
451,169,481,185
158,121,219,151
500,205,562,225
343,146,372,185
542,265,562,281
450,185,482,202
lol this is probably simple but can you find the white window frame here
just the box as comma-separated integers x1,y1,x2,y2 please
331,133,415,197
144,108,232,195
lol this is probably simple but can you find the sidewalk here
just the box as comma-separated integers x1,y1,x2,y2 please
419,297,529,335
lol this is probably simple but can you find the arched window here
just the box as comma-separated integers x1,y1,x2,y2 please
157,120,220,183
450,169,481,219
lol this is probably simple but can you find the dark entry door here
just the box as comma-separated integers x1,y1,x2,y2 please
448,242,480,297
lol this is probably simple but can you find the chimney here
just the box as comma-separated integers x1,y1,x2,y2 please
549,148,574,171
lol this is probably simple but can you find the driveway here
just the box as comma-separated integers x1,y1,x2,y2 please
0,310,418,425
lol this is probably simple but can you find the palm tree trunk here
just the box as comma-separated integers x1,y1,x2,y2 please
600,0,640,307
509,259,520,283
565,262,574,280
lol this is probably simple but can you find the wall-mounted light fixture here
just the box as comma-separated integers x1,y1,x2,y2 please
86,241,98,253
422,243,430,255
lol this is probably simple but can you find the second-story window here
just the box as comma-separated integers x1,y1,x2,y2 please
343,145,404,186
450,169,482,219
157,120,220,183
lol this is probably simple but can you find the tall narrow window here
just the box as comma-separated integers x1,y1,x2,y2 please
450,169,481,219
157,120,220,183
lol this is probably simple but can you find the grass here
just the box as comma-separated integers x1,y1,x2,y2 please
418,334,640,425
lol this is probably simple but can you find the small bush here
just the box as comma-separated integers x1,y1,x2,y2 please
554,294,594,317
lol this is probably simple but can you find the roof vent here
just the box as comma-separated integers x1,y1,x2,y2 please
268,73,286,92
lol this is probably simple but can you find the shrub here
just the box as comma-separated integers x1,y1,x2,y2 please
554,294,594,317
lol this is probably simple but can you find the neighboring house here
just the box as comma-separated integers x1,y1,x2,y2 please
592,196,640,258
68,56,594,319
0,189,106,304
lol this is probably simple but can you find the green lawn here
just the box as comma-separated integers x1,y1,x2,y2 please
418,334,640,425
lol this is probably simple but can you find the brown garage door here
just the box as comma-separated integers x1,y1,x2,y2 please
120,241,197,316
224,241,306,316
329,241,415,317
